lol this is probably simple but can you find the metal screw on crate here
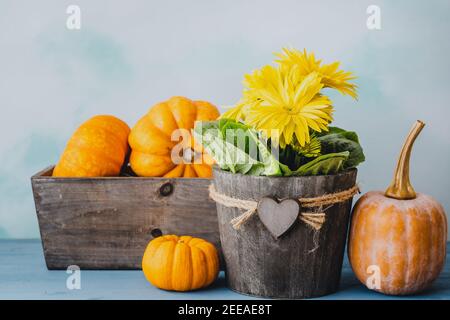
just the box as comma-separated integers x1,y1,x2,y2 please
159,182,174,197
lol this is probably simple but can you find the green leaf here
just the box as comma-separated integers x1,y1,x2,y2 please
194,121,257,174
246,129,282,176
194,119,282,176
317,127,365,169
194,122,364,176
279,162,293,176
293,151,350,176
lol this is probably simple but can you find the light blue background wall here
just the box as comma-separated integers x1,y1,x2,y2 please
1,0,449,238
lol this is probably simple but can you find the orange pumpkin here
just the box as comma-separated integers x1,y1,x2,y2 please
129,96,219,177
142,235,220,291
348,121,447,295
53,115,130,177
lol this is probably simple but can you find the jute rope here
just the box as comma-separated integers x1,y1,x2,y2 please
208,184,360,231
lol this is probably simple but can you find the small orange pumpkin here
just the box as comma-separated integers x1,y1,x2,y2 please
142,235,219,291
348,121,447,295
53,115,130,177
129,96,219,177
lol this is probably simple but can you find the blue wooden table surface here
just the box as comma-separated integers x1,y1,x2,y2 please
0,240,448,300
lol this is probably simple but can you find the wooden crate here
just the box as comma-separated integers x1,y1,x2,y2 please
31,166,220,270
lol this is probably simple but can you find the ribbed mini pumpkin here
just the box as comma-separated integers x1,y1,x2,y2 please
129,96,219,177
53,115,130,177
348,121,447,295
142,235,220,291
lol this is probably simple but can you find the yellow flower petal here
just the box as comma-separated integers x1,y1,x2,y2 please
231,47,356,147
276,47,358,99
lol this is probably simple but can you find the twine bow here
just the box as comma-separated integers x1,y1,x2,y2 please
208,184,360,231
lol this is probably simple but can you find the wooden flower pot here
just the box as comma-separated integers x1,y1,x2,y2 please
213,167,357,299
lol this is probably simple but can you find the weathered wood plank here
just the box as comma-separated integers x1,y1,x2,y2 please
31,166,220,270
213,167,357,299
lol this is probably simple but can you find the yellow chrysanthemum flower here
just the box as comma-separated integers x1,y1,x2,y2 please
221,47,357,148
243,67,333,147
275,48,358,99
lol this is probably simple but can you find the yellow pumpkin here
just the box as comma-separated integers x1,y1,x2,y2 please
142,235,219,291
53,115,130,177
129,96,219,177
348,121,447,295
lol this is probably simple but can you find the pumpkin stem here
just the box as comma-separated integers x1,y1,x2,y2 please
151,228,163,238
385,120,425,200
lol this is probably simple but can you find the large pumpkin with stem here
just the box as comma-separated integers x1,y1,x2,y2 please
129,96,219,177
142,235,220,291
53,115,130,177
348,120,447,295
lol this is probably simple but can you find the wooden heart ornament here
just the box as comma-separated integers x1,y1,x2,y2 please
257,197,300,239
